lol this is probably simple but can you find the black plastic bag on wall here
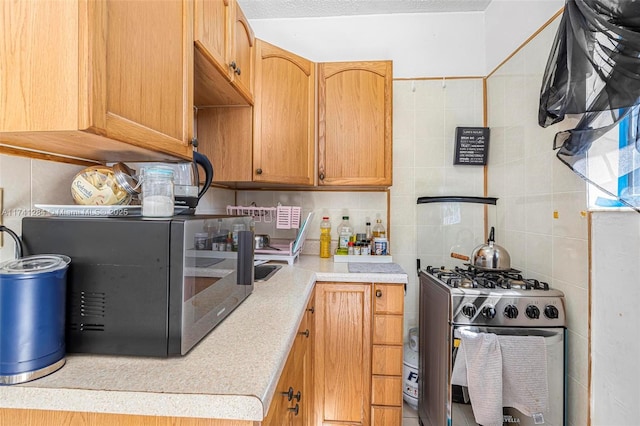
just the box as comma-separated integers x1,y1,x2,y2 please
539,0,640,211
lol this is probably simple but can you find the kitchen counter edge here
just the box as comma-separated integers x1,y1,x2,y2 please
0,256,408,422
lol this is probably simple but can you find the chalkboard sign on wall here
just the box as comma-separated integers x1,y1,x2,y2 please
453,127,490,165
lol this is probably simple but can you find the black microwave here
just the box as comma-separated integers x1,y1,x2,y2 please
21,214,254,357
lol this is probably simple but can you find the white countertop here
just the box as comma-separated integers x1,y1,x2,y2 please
0,255,407,421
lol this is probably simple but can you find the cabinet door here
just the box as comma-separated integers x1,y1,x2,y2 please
1,1,79,132
194,0,230,69
371,406,403,426
1,0,193,161
229,0,254,103
374,284,404,314
253,40,315,185
318,61,392,187
263,292,315,426
263,348,295,426
96,0,193,157
314,283,371,426
198,106,253,182
301,293,315,426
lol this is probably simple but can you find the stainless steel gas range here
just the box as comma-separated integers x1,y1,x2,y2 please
418,265,567,426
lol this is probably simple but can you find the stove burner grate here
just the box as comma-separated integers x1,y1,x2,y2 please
424,265,550,291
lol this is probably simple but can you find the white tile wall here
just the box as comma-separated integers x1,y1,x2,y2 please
0,154,84,262
235,190,388,257
395,78,486,336
485,16,590,426
0,153,235,262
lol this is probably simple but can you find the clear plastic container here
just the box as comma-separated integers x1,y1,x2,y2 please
337,216,353,250
141,167,174,217
320,216,331,258
231,223,246,252
365,221,372,241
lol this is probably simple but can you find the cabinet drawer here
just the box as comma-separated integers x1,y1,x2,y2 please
371,405,402,426
373,284,404,314
372,345,403,376
373,315,403,345
371,375,403,406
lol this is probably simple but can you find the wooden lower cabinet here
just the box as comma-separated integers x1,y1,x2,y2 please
0,282,407,426
371,406,403,425
263,293,315,426
313,282,404,426
0,409,256,426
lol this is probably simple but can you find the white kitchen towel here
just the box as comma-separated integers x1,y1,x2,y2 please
499,335,549,417
458,330,504,426
451,342,468,386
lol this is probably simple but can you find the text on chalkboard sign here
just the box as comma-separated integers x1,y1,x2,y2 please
454,127,490,165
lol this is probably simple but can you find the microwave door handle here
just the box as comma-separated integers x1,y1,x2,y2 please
236,230,255,285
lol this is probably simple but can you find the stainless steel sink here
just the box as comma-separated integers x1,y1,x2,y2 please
254,264,282,282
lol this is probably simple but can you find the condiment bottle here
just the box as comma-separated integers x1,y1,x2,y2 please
337,216,353,250
365,221,372,242
320,216,332,258
371,219,386,255
372,219,386,239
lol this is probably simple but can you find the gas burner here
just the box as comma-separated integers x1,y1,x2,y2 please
423,265,550,291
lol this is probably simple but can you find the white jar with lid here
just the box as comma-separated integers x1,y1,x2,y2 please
141,166,174,217
373,237,388,255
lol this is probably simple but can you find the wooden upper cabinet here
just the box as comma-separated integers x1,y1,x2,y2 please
0,0,194,162
99,0,193,156
253,40,315,185
194,0,229,71
318,61,393,187
194,0,254,106
230,1,255,102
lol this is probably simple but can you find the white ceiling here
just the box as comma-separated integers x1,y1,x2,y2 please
236,0,493,19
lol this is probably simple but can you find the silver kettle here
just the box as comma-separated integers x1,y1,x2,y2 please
178,151,214,208
470,227,511,271
122,152,214,210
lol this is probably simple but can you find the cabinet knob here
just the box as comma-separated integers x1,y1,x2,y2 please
307,306,315,314
288,404,299,416
299,329,310,338
318,172,325,181
235,67,241,76
376,289,382,298
230,61,237,70
281,386,294,401
294,390,301,402
256,168,263,175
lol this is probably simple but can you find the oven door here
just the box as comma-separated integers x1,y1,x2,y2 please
451,326,566,426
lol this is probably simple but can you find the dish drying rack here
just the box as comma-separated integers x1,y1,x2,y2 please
226,205,302,230
227,205,313,265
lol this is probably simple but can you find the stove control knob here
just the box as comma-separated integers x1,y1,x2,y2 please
481,305,496,319
544,305,559,319
526,305,541,319
461,304,477,318
504,304,519,319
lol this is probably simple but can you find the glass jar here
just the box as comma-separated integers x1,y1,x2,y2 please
141,167,174,217
70,163,139,206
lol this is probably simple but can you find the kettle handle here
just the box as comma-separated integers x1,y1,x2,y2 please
193,151,214,200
